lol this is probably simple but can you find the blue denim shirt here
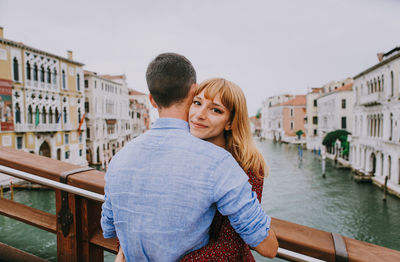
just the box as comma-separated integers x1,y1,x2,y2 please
101,118,271,262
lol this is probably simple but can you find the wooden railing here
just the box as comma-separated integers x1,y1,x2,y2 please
0,146,400,262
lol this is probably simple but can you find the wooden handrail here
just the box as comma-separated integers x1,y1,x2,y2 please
0,146,400,262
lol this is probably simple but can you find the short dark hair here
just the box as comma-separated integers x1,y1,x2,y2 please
146,53,196,108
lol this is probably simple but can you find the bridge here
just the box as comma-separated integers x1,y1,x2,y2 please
0,146,399,262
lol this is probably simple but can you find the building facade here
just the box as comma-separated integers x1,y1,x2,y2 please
0,27,87,166
261,94,294,140
305,88,323,150
84,71,132,169
350,47,400,193
278,95,307,143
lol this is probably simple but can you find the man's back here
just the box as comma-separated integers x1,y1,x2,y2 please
101,118,270,261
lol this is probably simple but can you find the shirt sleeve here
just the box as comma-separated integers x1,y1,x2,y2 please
101,166,117,238
213,155,271,247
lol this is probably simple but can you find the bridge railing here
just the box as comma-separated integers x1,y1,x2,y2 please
0,146,399,262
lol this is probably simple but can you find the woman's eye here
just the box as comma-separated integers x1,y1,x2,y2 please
212,108,222,114
193,101,201,106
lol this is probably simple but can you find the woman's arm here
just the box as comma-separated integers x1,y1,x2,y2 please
253,228,279,258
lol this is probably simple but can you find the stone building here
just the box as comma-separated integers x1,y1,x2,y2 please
350,47,400,195
84,71,131,169
261,94,294,140
0,26,87,166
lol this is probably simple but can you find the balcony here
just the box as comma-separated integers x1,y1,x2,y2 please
359,92,383,106
14,123,62,132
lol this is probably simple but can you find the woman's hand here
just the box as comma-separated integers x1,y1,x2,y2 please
115,246,126,262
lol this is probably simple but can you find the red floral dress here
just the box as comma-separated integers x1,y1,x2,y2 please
180,170,264,262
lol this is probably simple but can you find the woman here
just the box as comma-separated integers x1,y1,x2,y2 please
115,78,277,261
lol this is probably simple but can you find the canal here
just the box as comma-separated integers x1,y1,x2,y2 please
0,140,399,261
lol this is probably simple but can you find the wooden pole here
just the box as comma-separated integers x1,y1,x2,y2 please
383,176,388,201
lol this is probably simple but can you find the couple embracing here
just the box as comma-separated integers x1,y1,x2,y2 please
101,53,278,261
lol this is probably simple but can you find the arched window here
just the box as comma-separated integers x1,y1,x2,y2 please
374,79,377,93
49,107,53,124
26,61,31,80
28,106,33,124
378,77,381,92
55,108,60,123
15,103,21,123
390,71,394,96
381,75,384,92
389,113,393,141
13,57,19,81
40,65,45,83
33,63,38,81
53,68,57,85
35,105,40,125
63,107,67,123
62,70,66,89
47,67,51,84
42,106,47,124
77,74,80,91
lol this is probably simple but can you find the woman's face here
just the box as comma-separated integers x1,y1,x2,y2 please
189,90,231,147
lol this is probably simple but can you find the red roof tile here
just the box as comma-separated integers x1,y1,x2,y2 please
279,95,306,106
335,82,353,92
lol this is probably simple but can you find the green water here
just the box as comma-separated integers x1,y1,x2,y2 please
0,140,399,261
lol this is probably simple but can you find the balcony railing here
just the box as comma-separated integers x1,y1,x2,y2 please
0,147,399,261
14,123,62,132
359,92,383,106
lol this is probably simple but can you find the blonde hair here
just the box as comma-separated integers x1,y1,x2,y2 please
195,78,267,178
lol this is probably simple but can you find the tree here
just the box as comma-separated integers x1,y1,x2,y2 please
296,130,304,139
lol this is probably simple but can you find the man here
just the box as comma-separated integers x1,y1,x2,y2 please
101,53,277,261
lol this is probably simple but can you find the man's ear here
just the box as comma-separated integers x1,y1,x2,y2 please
149,94,158,108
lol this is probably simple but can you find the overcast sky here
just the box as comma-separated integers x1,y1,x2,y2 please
1,0,400,115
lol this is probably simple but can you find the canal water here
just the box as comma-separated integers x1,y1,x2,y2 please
0,140,399,261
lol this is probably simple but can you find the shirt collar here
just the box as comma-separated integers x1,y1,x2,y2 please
152,118,190,132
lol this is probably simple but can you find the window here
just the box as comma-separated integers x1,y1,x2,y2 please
15,103,21,123
55,108,60,123
290,121,294,130
342,99,346,109
341,117,347,129
290,108,294,117
313,116,318,124
63,107,67,124
87,128,90,139
137,112,141,119
85,101,89,113
78,108,81,122
13,57,19,81
313,129,317,136
79,149,82,156
85,79,89,88
64,134,69,144
49,108,53,124
28,106,33,124
16,136,23,149
77,74,81,91
33,63,38,81
391,71,394,97
65,151,70,159
62,70,66,89
53,69,57,84
42,107,47,124
40,65,45,83
313,100,317,107
389,113,393,141
79,133,83,143
47,67,51,83
26,61,31,80
94,80,97,89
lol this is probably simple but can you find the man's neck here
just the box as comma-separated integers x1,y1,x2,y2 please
158,105,189,122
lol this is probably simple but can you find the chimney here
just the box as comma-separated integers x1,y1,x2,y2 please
377,53,384,62
67,50,73,60
0,27,4,38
